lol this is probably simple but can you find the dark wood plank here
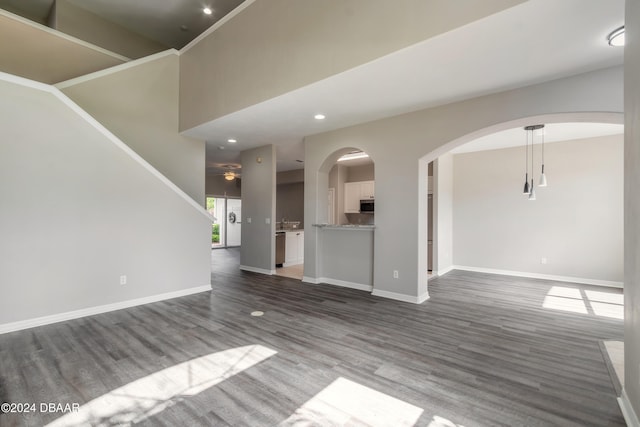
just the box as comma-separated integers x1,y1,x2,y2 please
0,249,624,426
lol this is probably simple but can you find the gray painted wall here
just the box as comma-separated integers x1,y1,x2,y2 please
624,0,640,417
434,153,454,274
54,0,167,58
319,229,374,285
179,0,524,130
240,145,276,272
304,66,623,301
277,182,304,227
206,174,241,198
0,77,211,325
453,135,623,283
347,163,374,182
277,169,304,185
61,53,205,203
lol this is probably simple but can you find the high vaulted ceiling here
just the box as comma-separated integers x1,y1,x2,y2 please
0,0,244,49
0,0,625,174
184,0,625,173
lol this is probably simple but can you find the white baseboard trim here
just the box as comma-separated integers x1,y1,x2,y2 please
0,284,212,335
372,289,430,304
619,389,640,427
452,265,623,288
303,277,372,292
240,265,275,275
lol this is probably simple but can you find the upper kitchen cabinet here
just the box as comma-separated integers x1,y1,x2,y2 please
345,182,361,213
345,180,375,213
361,181,375,199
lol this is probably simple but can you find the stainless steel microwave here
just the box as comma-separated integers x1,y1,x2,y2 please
360,199,374,213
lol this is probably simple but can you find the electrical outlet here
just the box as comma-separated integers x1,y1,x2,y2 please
393,270,399,279
541,257,547,265
265,218,271,224
120,275,127,285
247,217,252,224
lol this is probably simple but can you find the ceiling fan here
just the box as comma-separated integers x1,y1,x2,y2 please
208,163,242,181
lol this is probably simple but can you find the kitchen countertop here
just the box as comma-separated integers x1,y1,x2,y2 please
276,228,303,233
312,224,375,230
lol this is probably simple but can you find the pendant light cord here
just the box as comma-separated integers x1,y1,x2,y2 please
541,131,545,173
525,129,529,175
531,130,534,189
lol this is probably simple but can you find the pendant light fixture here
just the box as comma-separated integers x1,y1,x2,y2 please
528,138,536,201
523,129,530,194
538,124,547,187
523,125,544,200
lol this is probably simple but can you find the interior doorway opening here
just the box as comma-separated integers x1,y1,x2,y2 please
427,161,434,277
206,196,242,249
421,117,624,291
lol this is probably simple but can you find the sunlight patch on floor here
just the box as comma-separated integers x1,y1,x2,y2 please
542,295,588,314
542,286,623,319
46,345,277,427
279,377,423,426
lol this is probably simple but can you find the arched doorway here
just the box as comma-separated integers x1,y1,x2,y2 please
419,113,624,293
303,147,376,291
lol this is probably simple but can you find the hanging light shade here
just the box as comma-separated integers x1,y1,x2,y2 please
538,125,547,187
523,128,530,194
528,179,536,200
539,167,547,187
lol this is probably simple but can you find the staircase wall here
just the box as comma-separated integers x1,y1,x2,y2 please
0,73,212,330
58,51,205,203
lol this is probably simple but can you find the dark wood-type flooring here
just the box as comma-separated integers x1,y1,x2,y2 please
0,248,624,426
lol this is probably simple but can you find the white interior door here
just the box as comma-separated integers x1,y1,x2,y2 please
226,198,242,247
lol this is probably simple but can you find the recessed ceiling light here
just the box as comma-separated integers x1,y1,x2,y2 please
228,139,237,143
203,7,213,15
314,114,326,120
251,311,264,317
607,26,625,47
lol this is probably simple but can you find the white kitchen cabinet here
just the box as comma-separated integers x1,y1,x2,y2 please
344,181,375,213
344,182,361,213
361,181,375,199
285,231,304,266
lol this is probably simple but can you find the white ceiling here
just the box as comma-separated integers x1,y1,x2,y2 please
0,0,625,174
186,0,625,172
451,123,624,154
